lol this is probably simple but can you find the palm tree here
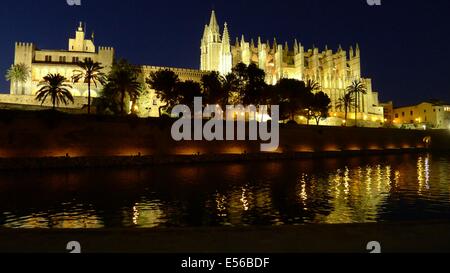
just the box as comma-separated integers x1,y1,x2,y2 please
304,80,321,125
346,80,367,127
107,60,141,115
305,79,321,93
222,73,239,105
36,74,74,109
336,92,354,125
5,63,30,95
147,69,180,117
72,59,106,114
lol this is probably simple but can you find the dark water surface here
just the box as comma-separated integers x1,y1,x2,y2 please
0,153,449,228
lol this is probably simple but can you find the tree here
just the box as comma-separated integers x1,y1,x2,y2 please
346,80,367,127
35,74,74,109
229,63,268,106
305,79,321,94
222,72,239,105
243,63,268,106
72,59,106,115
201,71,227,107
95,81,122,115
336,92,355,125
5,63,30,95
310,91,331,125
176,80,203,109
147,69,180,116
274,78,312,121
303,80,321,124
106,60,141,115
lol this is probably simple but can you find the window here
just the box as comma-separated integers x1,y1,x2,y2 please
59,56,66,63
424,109,427,113
72,57,79,63
402,112,405,117
395,113,399,118
410,111,413,116
45,55,52,62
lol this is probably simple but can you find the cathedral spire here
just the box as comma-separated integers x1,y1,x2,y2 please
202,25,209,42
222,22,231,53
209,10,220,33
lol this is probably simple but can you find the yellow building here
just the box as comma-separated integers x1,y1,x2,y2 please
5,13,386,125
12,22,114,97
201,11,384,124
393,101,450,129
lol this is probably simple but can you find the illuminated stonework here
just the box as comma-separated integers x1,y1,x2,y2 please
200,10,232,75
12,22,114,97
393,101,450,129
200,11,384,123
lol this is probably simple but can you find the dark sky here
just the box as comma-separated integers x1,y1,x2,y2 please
1,0,449,105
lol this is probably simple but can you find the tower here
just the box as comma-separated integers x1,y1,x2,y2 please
200,10,232,75
69,22,95,53
12,42,35,95
220,23,232,75
293,39,304,81
348,43,361,81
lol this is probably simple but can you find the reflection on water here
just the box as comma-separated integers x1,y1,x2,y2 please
0,153,449,228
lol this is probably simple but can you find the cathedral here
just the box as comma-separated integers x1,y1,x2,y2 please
2,10,384,125
200,11,384,123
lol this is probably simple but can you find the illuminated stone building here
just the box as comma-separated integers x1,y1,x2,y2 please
4,11,385,125
393,101,450,129
201,11,384,124
12,23,114,97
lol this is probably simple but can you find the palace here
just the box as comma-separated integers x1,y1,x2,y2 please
201,11,384,124
2,10,385,125
11,23,114,97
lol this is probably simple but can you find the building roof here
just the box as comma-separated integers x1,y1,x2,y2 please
394,99,450,109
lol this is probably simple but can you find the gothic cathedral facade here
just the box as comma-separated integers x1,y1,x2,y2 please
200,11,384,123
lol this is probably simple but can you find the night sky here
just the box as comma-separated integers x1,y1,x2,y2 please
0,0,449,106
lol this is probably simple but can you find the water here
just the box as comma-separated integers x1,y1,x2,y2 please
0,153,449,228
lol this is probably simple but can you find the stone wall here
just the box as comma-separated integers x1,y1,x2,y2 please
0,112,448,159
0,94,87,109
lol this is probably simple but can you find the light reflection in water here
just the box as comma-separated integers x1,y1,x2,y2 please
215,192,228,217
240,186,250,211
0,153,449,228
